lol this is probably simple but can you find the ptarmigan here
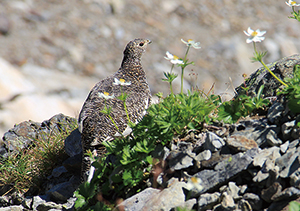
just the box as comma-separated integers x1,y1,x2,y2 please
78,38,152,182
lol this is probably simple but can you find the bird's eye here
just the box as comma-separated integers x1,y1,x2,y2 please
139,42,144,46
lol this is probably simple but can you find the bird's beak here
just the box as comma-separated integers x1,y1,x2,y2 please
147,39,152,44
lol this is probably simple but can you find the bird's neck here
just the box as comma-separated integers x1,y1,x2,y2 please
119,56,146,80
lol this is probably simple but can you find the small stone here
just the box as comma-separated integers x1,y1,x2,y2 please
32,196,47,210
267,102,284,124
220,192,236,211
276,148,300,178
48,166,68,178
167,151,195,171
243,193,262,211
280,141,289,153
204,131,225,152
281,120,296,141
195,150,211,162
271,187,300,201
36,201,62,211
253,146,281,167
227,182,241,200
198,192,221,211
238,199,252,211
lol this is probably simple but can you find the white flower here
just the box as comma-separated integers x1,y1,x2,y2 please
113,78,131,86
244,27,266,43
186,177,203,191
164,51,184,64
181,39,201,49
98,92,115,99
286,0,300,7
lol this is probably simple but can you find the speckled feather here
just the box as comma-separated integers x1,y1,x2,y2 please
78,38,151,182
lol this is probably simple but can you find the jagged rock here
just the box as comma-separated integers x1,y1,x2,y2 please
175,198,197,211
48,166,68,179
282,120,296,141
203,131,225,152
271,187,300,202
36,201,62,211
32,196,47,210
195,150,211,162
290,168,300,189
198,192,221,211
227,182,241,200
243,193,262,211
0,205,23,211
193,148,258,194
46,176,80,203
62,154,82,174
0,196,10,207
276,147,300,178
238,199,252,211
267,101,285,124
167,151,195,171
226,135,258,152
117,180,187,211
64,128,82,157
253,146,281,167
220,192,236,211
280,141,289,153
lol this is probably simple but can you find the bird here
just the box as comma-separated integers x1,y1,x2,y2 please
78,38,152,182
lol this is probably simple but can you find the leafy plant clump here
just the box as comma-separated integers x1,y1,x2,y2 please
74,90,219,210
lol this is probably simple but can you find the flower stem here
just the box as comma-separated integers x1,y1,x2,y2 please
180,46,191,94
253,43,288,87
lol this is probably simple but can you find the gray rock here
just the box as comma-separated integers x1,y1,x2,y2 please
193,148,258,194
204,131,225,152
167,151,195,171
238,199,252,211
243,193,262,211
267,102,285,124
227,182,241,200
195,150,211,162
276,148,300,178
32,196,47,210
253,146,281,167
22,197,32,209
280,141,289,153
290,168,300,189
220,192,236,211
289,139,299,150
282,120,296,141
175,198,197,211
46,176,80,203
64,128,82,157
0,196,10,207
36,202,62,211
265,126,282,146
271,187,300,201
48,166,68,179
198,192,221,211
0,205,23,211
117,180,187,211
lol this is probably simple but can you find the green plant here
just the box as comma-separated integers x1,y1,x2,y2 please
289,201,300,211
217,85,270,123
278,64,300,114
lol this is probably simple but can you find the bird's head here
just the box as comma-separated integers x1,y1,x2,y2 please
123,38,152,59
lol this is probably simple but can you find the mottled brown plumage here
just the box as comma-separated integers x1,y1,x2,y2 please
78,38,151,182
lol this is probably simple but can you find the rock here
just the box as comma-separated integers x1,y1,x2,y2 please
276,148,300,178
227,182,241,200
193,148,258,194
280,141,289,153
0,205,23,211
203,131,225,152
282,120,296,141
238,199,252,211
46,176,80,203
117,180,187,211
226,135,258,152
267,102,285,124
290,168,300,189
271,187,300,202
198,192,221,211
243,193,262,211
32,196,47,210
220,192,236,211
167,151,195,171
195,150,211,162
253,146,281,167
64,128,82,157
176,198,197,211
62,154,82,174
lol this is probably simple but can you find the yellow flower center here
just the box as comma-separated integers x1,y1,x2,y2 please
103,92,109,96
191,177,198,183
251,31,258,37
173,55,179,60
119,79,125,83
291,1,296,5
188,39,193,43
